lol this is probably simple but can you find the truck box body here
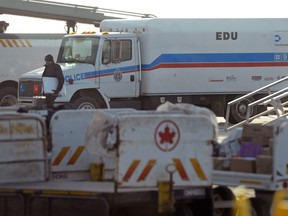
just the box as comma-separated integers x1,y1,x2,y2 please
18,18,288,122
100,18,288,94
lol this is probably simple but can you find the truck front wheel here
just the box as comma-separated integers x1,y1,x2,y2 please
73,96,100,109
0,86,18,106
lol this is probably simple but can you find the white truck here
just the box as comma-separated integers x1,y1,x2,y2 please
0,105,216,216
17,18,288,123
0,33,65,106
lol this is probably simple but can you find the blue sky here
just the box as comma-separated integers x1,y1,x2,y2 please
1,0,288,33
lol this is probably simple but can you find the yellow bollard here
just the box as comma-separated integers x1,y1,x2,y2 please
233,194,251,216
232,187,251,216
90,162,105,181
271,190,288,216
158,180,175,214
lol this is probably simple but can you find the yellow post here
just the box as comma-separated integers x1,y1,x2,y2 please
233,194,251,216
233,187,251,216
271,190,288,216
90,161,105,181
158,181,174,214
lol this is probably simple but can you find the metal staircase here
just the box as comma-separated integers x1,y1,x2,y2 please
0,0,156,32
225,76,288,131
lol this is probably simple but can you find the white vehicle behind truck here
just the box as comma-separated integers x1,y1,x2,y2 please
0,33,64,106
0,106,216,216
18,18,288,123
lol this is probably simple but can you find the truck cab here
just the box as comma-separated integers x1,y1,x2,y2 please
18,31,140,109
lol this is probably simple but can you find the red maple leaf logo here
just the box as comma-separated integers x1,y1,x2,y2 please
159,125,175,144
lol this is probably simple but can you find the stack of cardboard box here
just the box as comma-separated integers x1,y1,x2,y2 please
214,124,274,174
231,124,273,174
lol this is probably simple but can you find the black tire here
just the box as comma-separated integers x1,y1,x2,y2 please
213,186,235,216
228,96,257,124
190,195,214,216
250,197,269,216
54,103,77,110
0,86,18,106
111,204,158,216
176,204,194,216
73,96,100,109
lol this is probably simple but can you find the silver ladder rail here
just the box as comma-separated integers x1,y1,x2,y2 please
225,76,288,131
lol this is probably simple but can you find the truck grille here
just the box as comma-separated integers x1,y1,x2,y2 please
19,79,43,98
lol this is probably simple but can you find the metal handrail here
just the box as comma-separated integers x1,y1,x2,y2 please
225,76,288,131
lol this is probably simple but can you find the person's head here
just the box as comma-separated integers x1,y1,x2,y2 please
45,54,54,64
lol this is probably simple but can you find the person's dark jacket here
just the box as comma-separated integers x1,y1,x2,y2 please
42,62,64,94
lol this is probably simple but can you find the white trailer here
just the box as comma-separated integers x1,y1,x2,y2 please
0,33,64,106
212,120,288,216
0,107,216,216
18,18,288,123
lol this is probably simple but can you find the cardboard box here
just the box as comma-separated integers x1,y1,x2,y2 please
242,124,273,145
260,147,272,156
213,157,230,171
256,155,273,174
230,158,256,173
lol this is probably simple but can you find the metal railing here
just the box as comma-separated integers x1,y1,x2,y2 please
225,76,288,131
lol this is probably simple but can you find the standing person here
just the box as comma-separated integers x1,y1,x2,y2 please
42,54,64,108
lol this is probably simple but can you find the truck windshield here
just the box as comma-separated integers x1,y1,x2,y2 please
57,36,100,65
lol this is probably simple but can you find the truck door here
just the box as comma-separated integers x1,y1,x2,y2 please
99,37,140,98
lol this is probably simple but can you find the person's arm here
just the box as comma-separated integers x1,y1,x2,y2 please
54,64,64,94
42,66,47,77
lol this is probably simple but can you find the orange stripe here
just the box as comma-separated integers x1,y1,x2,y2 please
12,39,20,47
173,158,189,181
137,160,156,181
239,180,261,185
122,160,140,182
67,146,85,165
0,39,6,47
5,39,13,47
52,147,70,166
190,159,207,180
25,39,32,47
18,39,26,47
